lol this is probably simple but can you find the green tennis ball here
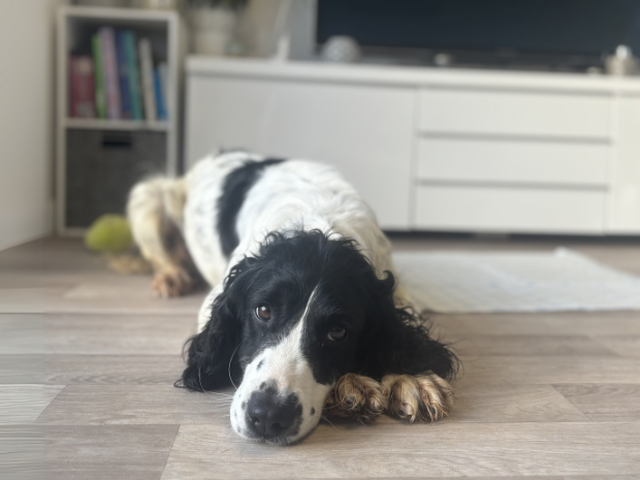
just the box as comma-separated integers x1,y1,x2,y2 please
84,214,134,253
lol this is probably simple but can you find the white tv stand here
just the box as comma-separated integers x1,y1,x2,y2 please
184,57,640,235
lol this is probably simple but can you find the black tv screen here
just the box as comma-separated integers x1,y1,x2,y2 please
316,0,640,57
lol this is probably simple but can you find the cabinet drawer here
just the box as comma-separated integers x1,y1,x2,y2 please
415,185,605,233
419,89,611,139
417,137,609,186
65,129,166,228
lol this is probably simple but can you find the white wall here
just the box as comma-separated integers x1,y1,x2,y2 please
0,0,67,251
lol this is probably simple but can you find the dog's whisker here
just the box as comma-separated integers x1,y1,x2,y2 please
321,415,340,433
228,342,241,390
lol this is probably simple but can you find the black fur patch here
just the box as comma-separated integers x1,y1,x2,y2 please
310,407,316,416
217,158,285,258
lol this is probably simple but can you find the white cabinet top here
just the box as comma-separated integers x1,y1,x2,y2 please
187,56,640,95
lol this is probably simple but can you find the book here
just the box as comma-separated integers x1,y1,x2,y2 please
123,30,143,120
99,27,121,119
153,67,167,121
138,38,156,122
158,62,169,121
69,56,95,118
91,34,106,119
115,30,132,119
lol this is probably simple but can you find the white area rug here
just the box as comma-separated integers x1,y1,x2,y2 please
392,248,640,313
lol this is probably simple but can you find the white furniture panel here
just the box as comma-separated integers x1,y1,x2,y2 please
609,96,640,233
186,76,415,229
185,58,640,235
419,89,611,139
417,137,609,186
415,185,605,233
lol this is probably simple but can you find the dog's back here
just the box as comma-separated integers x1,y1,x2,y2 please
128,150,398,298
184,152,395,287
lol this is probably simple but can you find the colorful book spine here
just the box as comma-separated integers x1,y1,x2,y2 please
69,56,95,118
123,31,143,121
99,27,121,119
138,38,157,122
153,68,167,121
115,30,132,119
91,34,106,119
158,62,169,121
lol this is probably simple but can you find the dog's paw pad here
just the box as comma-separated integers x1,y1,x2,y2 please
151,269,193,298
382,373,454,423
324,373,386,424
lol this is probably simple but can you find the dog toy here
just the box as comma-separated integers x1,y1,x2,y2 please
84,214,134,253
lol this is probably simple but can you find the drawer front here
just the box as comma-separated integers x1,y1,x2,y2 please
419,89,611,139
66,129,166,228
417,138,609,186
415,185,605,233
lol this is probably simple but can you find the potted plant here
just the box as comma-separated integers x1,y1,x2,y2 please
186,0,248,56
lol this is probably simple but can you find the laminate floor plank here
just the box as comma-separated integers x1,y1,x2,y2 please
161,422,640,480
37,385,234,425
0,385,64,424
46,291,205,316
1,313,196,355
447,334,615,357
0,354,186,385
563,476,640,480
461,355,640,385
553,384,640,421
0,288,50,314
45,424,179,480
0,314,45,354
275,477,566,480
0,354,46,384
0,285,205,316
430,312,640,338
451,383,588,422
595,336,640,358
44,354,185,385
0,425,46,480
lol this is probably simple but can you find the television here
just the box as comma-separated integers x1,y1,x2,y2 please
315,0,640,71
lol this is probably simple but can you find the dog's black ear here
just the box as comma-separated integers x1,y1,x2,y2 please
181,259,251,391
360,271,458,381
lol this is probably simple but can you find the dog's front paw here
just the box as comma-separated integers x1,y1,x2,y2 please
382,373,454,423
151,269,194,298
324,373,387,424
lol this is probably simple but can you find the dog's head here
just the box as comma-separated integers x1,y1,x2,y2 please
181,230,456,444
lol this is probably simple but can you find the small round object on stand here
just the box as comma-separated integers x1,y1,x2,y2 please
321,36,361,63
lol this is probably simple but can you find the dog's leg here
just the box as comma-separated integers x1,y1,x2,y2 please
323,373,387,424
381,373,454,423
127,177,200,298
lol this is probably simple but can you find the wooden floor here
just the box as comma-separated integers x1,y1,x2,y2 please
2,236,640,480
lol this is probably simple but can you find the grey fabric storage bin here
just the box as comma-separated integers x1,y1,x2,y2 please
65,129,167,228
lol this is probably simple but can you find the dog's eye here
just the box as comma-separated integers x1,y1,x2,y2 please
255,305,272,322
327,326,346,342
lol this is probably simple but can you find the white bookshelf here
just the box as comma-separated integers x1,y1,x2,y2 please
56,5,185,236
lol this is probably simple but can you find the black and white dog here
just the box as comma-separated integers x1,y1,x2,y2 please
127,151,457,445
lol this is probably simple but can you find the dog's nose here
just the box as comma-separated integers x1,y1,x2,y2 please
246,390,297,438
